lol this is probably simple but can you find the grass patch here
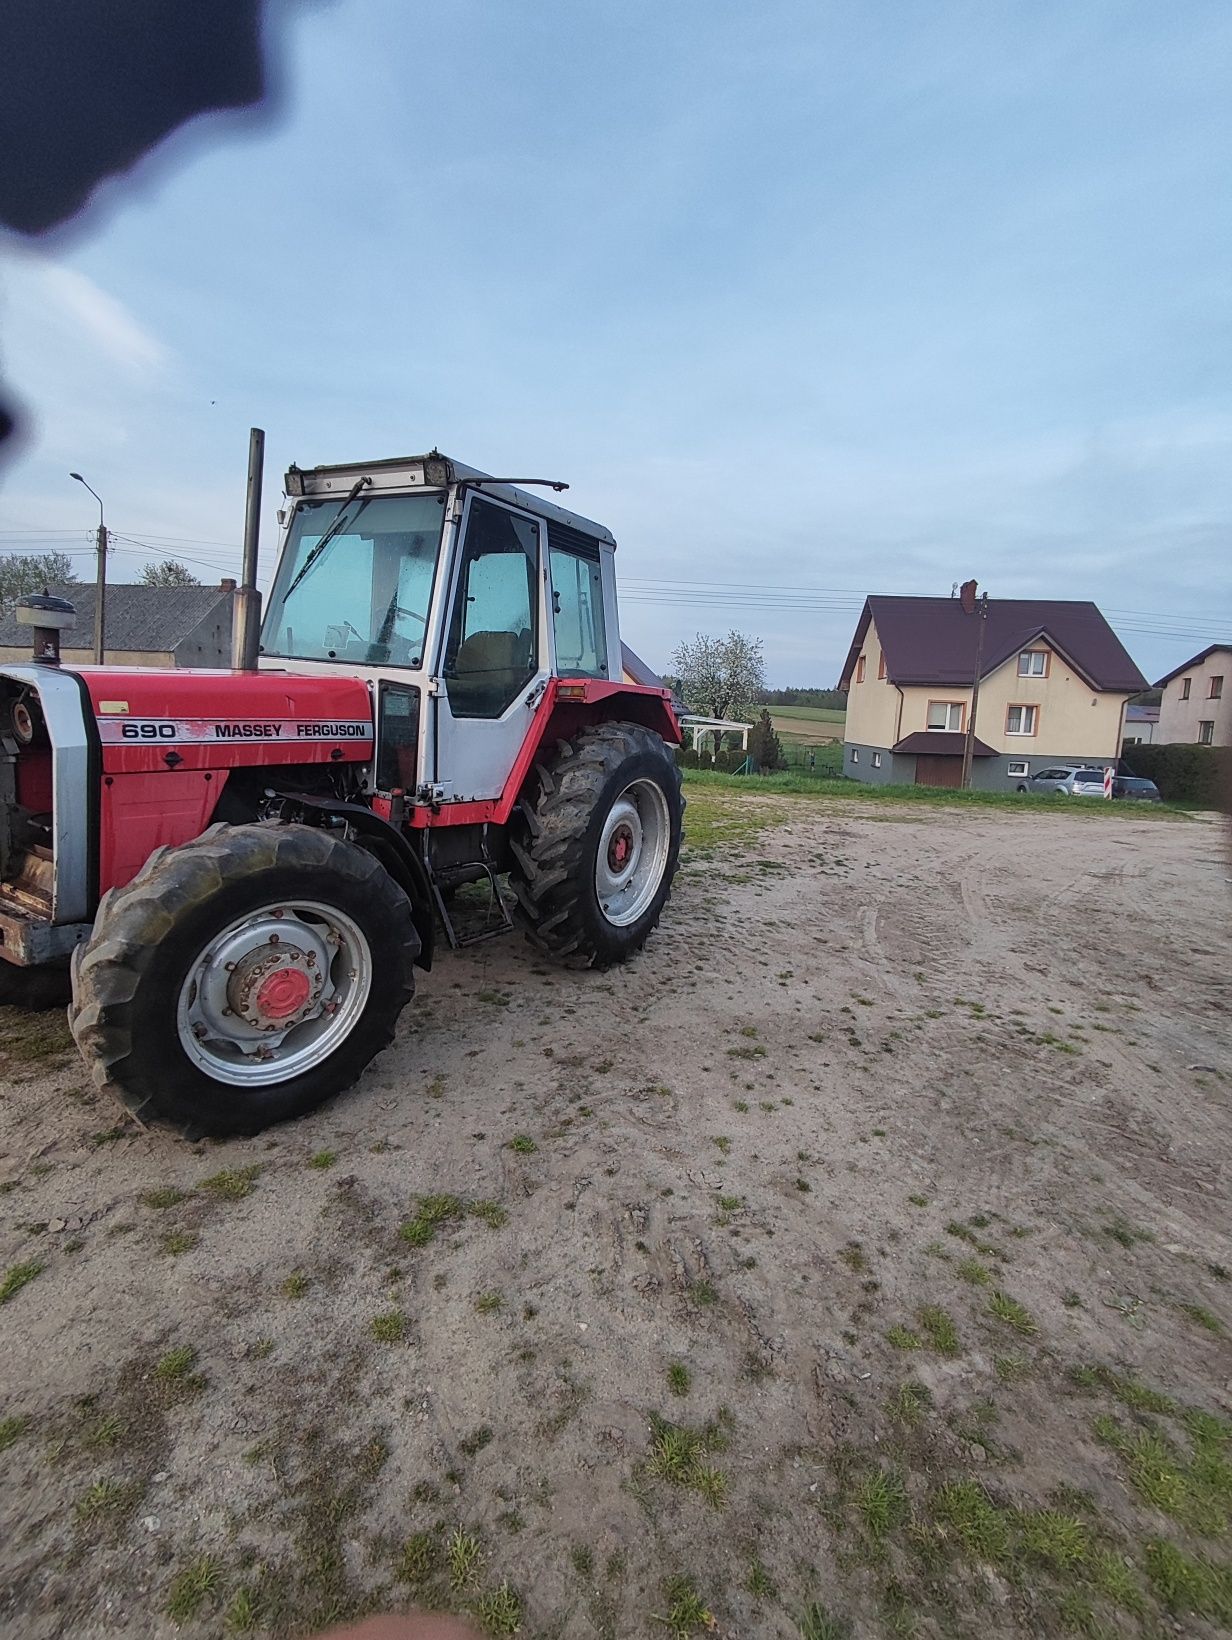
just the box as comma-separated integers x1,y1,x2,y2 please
646,1412,728,1508
856,1466,909,1538
475,1290,504,1315
987,1291,1038,1335
75,1477,137,1523
469,1199,508,1229
887,1324,921,1350
140,1187,189,1210
1179,1302,1225,1336
223,1585,261,1633
1096,1412,1231,1535
667,1362,691,1396
400,1191,466,1246
281,1271,309,1299
0,1260,43,1304
660,1574,714,1638
798,1602,851,1640
933,1479,1012,1561
370,1309,408,1342
473,1579,522,1635
1143,1539,1232,1620
0,1415,30,1451
166,1555,225,1623
918,1305,960,1356
200,1165,261,1201
447,1527,483,1589
889,1382,932,1427
160,1229,199,1257
396,1531,439,1589
308,1149,336,1169
1019,1507,1089,1570
508,1135,537,1154
956,1257,991,1286
1102,1215,1154,1248
747,1560,776,1600
155,1345,199,1382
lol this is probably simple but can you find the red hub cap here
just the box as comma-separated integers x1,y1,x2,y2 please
608,825,634,871
255,966,312,1020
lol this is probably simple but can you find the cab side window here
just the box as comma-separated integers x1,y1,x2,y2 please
444,498,539,718
549,534,607,679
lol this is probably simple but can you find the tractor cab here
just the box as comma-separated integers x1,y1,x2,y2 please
260,454,618,805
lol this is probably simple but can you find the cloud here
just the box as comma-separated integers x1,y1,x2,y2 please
34,262,170,375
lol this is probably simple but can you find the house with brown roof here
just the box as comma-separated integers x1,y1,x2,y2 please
838,592,1147,789
1154,645,1231,747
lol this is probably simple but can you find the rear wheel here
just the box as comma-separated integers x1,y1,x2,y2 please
510,721,683,965
68,823,418,1138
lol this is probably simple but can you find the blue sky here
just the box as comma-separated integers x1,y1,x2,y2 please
1,0,1229,685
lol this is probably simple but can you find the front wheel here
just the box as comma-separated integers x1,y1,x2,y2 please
68,823,419,1138
510,721,684,966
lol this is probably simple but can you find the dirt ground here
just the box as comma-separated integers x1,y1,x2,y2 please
1,793,1229,1640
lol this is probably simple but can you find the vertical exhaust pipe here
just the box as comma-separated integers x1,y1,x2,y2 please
232,426,265,671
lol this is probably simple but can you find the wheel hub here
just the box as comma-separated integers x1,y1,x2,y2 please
224,933,322,1030
594,780,671,928
607,823,634,871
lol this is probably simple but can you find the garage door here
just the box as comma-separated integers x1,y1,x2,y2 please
915,755,963,788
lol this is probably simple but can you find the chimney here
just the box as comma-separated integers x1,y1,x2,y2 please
220,578,237,592
959,578,978,615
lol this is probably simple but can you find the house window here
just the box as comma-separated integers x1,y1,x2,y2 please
926,700,964,731
1006,703,1038,736
851,747,860,763
872,752,882,768
1017,650,1048,677
1181,678,1192,700
1210,675,1224,699
855,656,866,684
1198,720,1214,745
1007,760,1029,776
877,653,886,680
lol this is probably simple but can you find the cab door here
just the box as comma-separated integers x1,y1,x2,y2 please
432,492,549,802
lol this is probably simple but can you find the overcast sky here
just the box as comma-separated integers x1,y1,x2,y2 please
1,0,1229,685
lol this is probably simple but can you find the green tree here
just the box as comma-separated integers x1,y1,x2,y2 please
748,708,785,773
0,551,78,612
139,559,200,587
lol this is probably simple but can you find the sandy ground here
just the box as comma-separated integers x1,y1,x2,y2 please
1,796,1229,1640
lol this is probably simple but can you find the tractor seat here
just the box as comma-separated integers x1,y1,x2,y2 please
448,628,533,716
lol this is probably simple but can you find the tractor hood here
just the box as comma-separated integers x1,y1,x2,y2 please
73,666,375,774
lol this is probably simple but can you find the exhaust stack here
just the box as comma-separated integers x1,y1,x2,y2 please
232,426,265,671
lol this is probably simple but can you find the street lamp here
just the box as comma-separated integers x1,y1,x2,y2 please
70,472,107,664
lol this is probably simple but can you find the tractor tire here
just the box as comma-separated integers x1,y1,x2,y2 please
0,961,72,1012
68,823,419,1139
510,721,684,966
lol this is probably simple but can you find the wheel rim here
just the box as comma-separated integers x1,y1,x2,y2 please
176,900,373,1087
594,777,671,928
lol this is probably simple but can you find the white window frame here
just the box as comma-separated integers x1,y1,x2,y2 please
872,752,882,768
926,700,964,732
1007,759,1029,777
1198,720,1214,745
1017,650,1047,677
1006,703,1038,737
850,747,859,763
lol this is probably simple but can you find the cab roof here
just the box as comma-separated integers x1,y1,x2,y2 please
285,451,617,546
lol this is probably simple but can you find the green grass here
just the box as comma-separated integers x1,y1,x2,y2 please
139,1187,189,1210
469,1199,508,1229
396,1531,439,1589
956,1257,992,1285
447,1527,483,1589
280,1271,309,1299
1144,1539,1232,1620
0,1415,29,1451
166,1555,224,1623
1019,1508,1089,1570
797,1602,851,1640
508,1135,537,1154
473,1579,523,1635
370,1309,408,1342
159,1229,199,1257
747,1560,777,1600
223,1585,261,1633
888,1382,932,1427
1179,1302,1225,1336
917,1305,960,1356
646,1413,728,1507
400,1191,466,1245
308,1149,336,1169
887,1324,921,1350
0,1260,43,1304
987,1291,1038,1335
667,1362,691,1396
75,1477,136,1522
680,766,1190,817
660,1574,714,1638
154,1345,198,1382
933,1479,1012,1561
200,1165,261,1201
856,1466,909,1538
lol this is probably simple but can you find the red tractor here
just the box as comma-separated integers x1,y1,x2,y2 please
0,446,683,1136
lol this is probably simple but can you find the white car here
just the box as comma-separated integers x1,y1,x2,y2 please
1017,765,1108,796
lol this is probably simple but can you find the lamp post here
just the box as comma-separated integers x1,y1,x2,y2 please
69,472,107,664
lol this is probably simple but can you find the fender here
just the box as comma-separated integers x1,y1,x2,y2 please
269,793,435,970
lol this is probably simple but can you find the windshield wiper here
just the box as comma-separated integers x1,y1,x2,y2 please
282,477,372,599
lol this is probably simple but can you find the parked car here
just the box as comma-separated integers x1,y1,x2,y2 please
1017,765,1109,796
1111,774,1162,803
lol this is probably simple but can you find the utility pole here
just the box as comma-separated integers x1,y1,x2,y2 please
70,472,107,663
959,580,988,790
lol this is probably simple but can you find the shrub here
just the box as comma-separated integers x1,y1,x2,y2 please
1120,743,1230,805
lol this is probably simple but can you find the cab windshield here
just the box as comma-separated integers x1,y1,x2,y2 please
261,491,446,665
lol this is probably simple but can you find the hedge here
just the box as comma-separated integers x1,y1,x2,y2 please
1120,742,1231,805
